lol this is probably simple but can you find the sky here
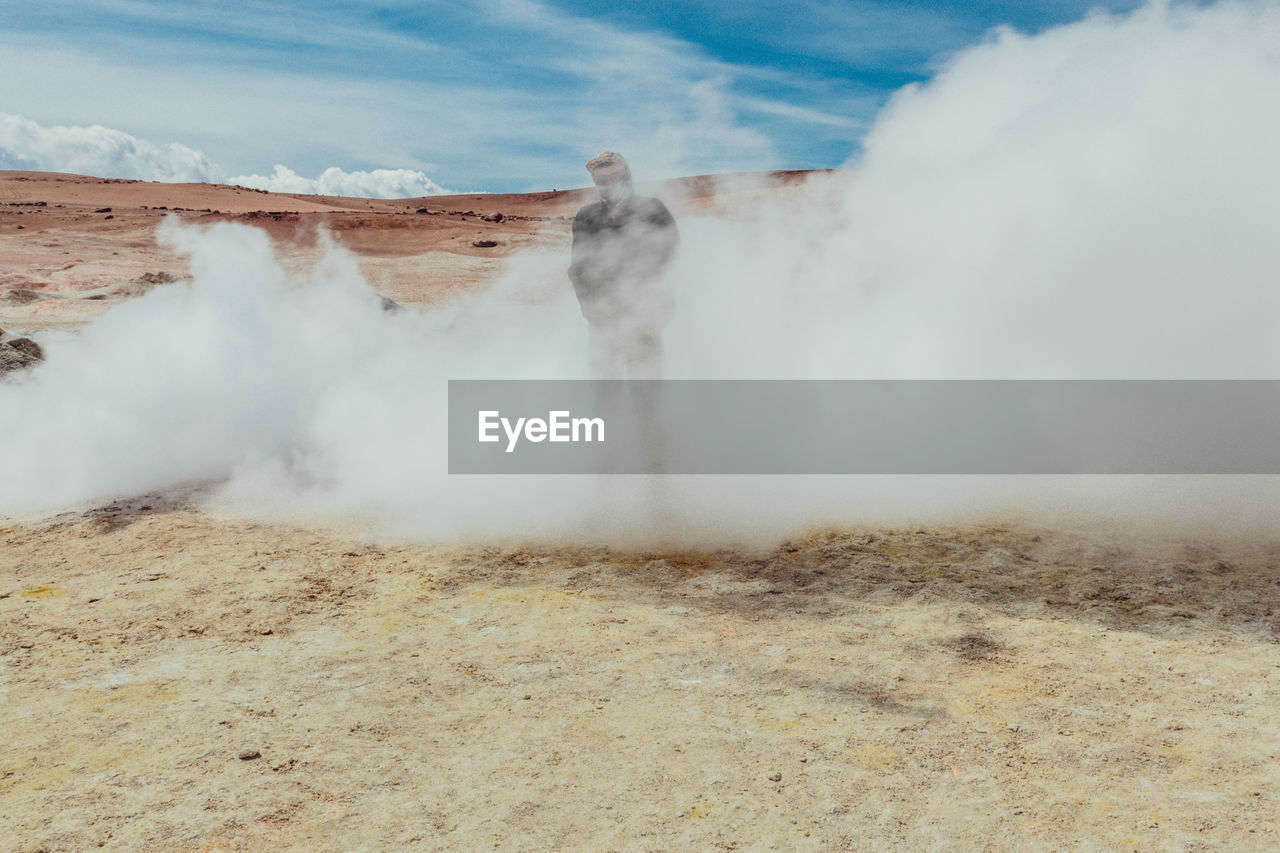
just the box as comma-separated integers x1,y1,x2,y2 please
1,0,1157,194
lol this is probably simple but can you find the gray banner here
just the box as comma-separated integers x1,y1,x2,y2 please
447,380,1280,474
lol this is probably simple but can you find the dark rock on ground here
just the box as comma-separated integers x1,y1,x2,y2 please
136,271,178,285
7,337,43,360
0,334,45,376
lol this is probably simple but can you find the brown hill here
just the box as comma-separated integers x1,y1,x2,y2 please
0,169,827,332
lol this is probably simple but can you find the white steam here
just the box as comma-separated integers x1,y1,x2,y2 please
4,0,1280,543
828,0,1280,379
663,0,1280,381
0,112,453,198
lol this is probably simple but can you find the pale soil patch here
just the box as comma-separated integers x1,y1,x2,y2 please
2,502,1277,852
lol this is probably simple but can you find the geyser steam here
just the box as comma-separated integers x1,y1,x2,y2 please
3,0,1280,543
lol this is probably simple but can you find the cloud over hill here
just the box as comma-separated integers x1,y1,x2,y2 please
0,112,453,198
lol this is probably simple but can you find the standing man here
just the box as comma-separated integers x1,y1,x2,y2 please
568,152,679,379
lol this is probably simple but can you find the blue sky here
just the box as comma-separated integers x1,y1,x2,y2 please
2,0,1151,192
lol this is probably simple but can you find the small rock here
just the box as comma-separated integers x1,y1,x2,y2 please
482,212,504,222
1,336,44,376
4,289,42,304
7,335,42,356
95,207,113,213
137,271,178,285
238,748,261,760
768,772,782,782
522,694,532,700
471,239,498,248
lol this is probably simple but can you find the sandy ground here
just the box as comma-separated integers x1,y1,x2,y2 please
0,171,586,331
2,500,1278,852
2,171,1277,851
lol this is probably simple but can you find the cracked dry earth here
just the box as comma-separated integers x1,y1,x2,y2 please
2,503,1278,852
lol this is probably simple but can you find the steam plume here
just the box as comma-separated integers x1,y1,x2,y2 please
3,1,1280,543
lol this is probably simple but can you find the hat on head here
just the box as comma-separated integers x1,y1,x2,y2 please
586,151,629,175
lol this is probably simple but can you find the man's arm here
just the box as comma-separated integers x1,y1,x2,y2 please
568,215,584,275
624,199,678,280
647,200,679,270
629,199,679,328
568,207,606,322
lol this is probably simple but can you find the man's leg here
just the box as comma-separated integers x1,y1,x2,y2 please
626,326,671,536
620,327,664,467
628,329,664,380
587,323,624,478
588,323,621,379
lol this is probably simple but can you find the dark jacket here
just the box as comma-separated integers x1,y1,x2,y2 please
568,196,679,328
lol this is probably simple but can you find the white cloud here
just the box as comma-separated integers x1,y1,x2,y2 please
0,111,454,198
226,165,454,198
0,0,857,191
0,111,216,181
